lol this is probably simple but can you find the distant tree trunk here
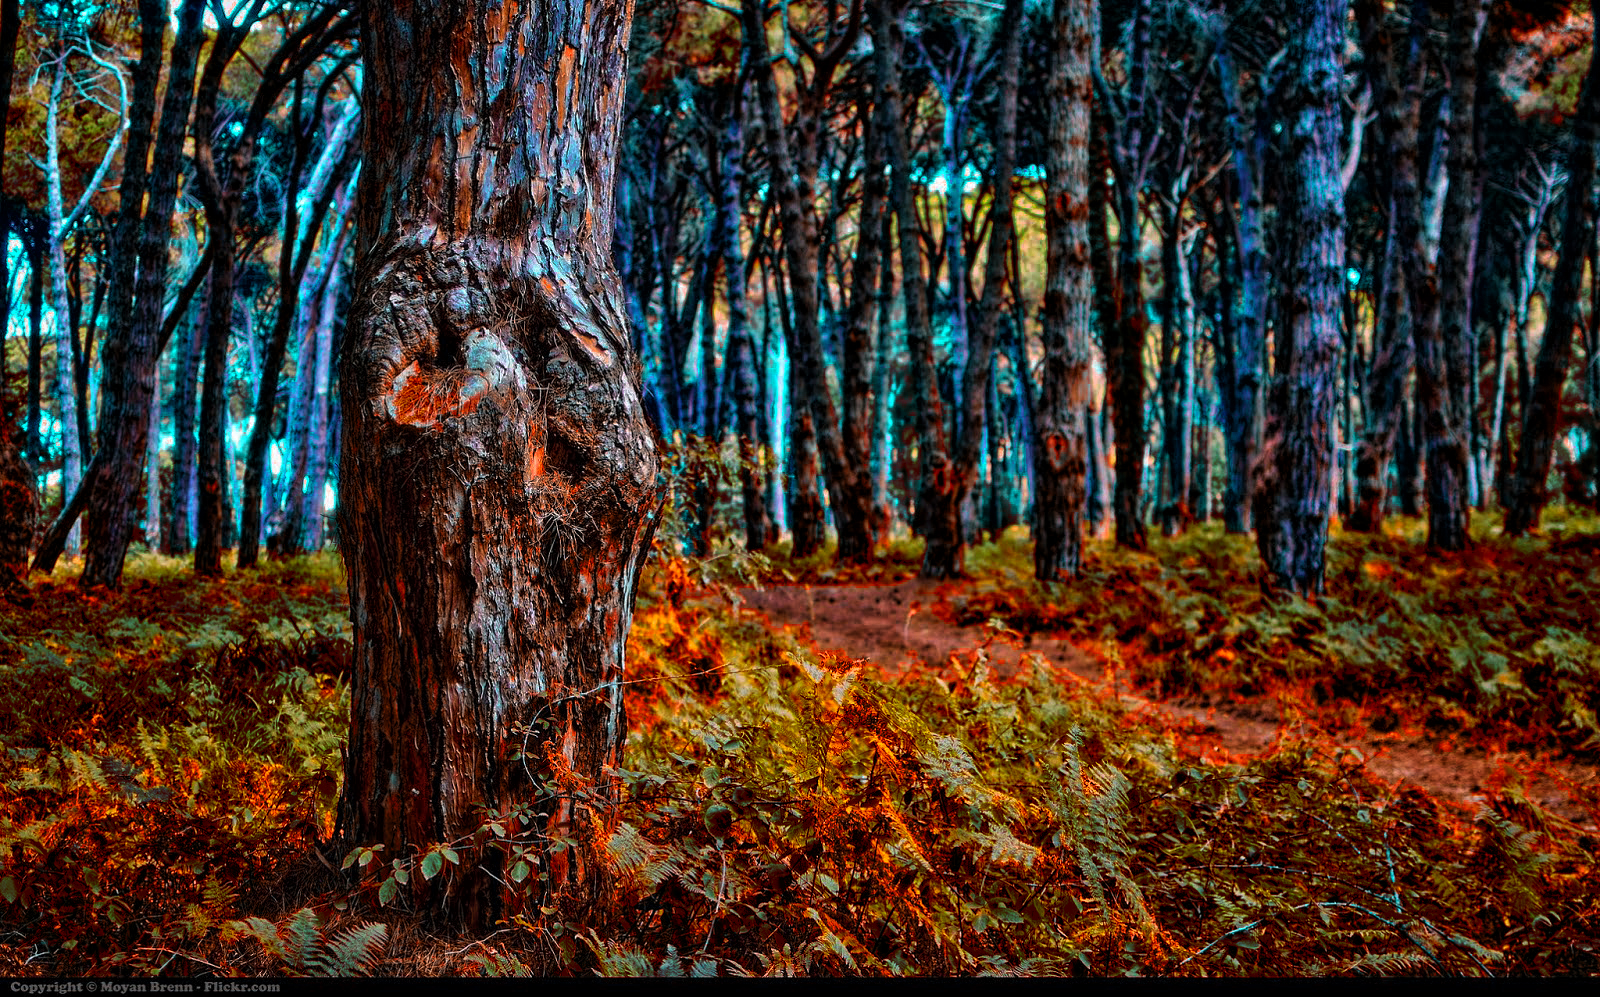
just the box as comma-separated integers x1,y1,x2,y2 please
1255,0,1347,595
1397,391,1423,516
1505,24,1600,535
1407,0,1486,551
79,0,205,587
25,230,43,463
1032,0,1092,580
162,297,203,555
1216,47,1266,535
743,0,874,563
1347,0,1413,534
342,0,657,928
34,39,129,568
872,0,953,569
1101,0,1155,551
144,357,160,552
871,209,898,543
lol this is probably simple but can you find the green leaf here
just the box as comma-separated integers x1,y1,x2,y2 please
0,877,17,904
378,877,398,906
422,851,444,880
509,860,531,883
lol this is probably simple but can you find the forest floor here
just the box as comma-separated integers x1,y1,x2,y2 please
739,574,1599,826
3,510,1599,976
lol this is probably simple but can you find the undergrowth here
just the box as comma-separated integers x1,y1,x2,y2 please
1,528,1596,976
944,511,1600,755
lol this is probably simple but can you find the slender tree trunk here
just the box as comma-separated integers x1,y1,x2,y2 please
162,296,203,555
44,63,84,560
871,0,953,568
80,0,205,587
1255,0,1347,595
1347,0,1413,533
144,354,160,552
299,225,347,552
343,0,657,928
1216,48,1266,535
712,73,770,553
1505,25,1600,534
26,232,43,464
743,0,874,563
1032,0,1092,580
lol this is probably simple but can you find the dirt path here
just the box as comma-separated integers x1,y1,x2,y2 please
736,579,1599,828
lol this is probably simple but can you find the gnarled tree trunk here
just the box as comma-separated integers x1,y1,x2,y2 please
341,0,658,928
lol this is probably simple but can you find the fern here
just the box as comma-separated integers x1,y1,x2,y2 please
225,908,387,977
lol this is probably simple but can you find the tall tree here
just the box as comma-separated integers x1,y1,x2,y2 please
1504,20,1600,536
36,30,128,561
1255,0,1347,595
1097,0,1160,550
872,0,953,569
1031,0,1093,581
918,0,1022,578
191,2,352,577
76,0,206,587
341,0,659,926
742,0,878,564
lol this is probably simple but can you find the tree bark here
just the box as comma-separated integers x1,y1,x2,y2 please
79,0,205,587
1255,0,1347,596
1032,0,1093,581
341,0,658,928
742,0,875,563
1346,0,1414,534
1428,0,1490,543
712,70,770,553
871,0,954,570
1504,24,1600,535
1216,46,1267,535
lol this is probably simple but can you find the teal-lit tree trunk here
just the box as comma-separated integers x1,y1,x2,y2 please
1504,20,1600,535
1255,0,1347,595
341,0,658,926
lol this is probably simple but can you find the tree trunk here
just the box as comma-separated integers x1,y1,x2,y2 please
162,296,203,555
743,0,874,564
1216,47,1266,535
26,230,43,464
341,0,658,928
1255,0,1347,596
1409,0,1487,551
1032,0,1093,580
713,73,770,554
1505,24,1600,535
871,0,954,571
1347,0,1413,534
80,0,205,587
